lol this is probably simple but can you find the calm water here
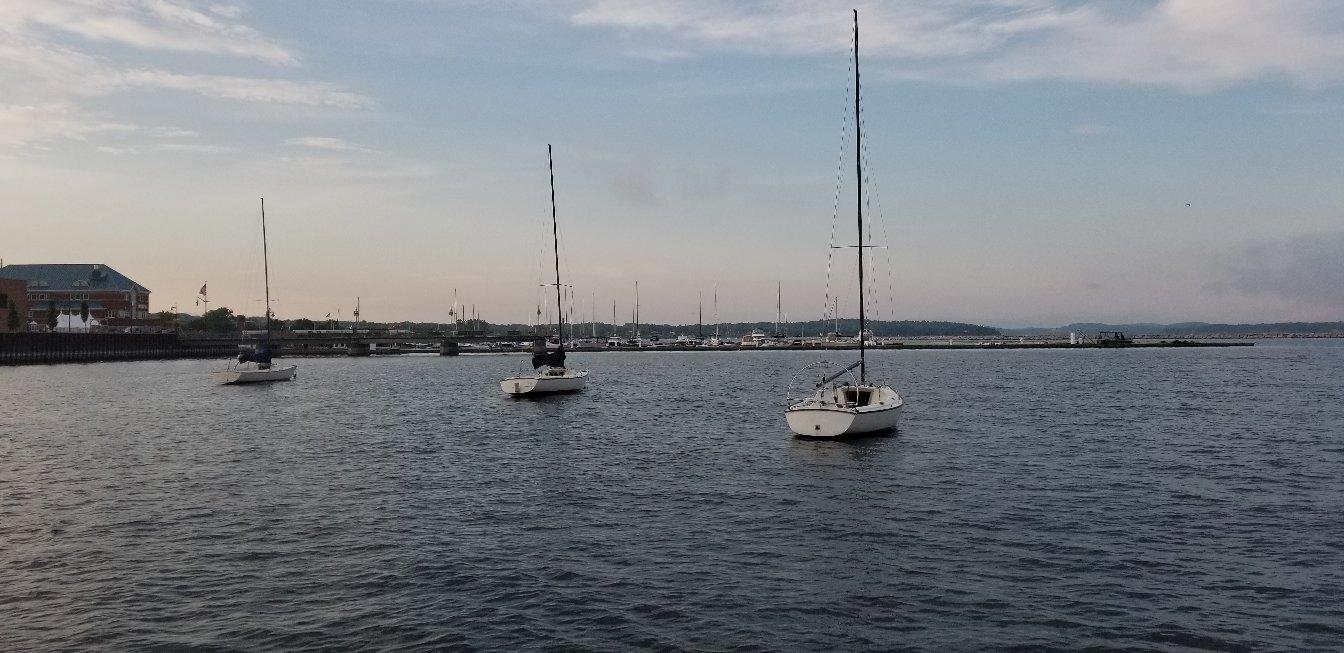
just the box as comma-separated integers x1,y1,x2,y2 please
3,342,1342,650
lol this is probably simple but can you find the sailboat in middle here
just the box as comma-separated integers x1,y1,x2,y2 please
501,145,588,396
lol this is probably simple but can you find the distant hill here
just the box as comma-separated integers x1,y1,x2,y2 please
1000,322,1344,337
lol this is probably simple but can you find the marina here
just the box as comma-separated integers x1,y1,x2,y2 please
4,1,1341,650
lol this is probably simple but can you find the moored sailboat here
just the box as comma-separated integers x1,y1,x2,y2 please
215,198,297,385
501,145,588,396
785,10,902,437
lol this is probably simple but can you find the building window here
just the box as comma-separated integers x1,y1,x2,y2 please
0,293,7,306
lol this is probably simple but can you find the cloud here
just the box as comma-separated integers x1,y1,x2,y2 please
0,0,372,151
2,0,296,64
572,0,1344,89
158,142,234,153
1210,230,1344,306
112,70,374,108
284,136,371,151
95,145,138,155
0,103,137,147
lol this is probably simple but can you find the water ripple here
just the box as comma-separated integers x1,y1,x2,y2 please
2,342,1343,649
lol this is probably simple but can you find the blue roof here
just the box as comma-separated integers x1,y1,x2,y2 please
0,264,149,293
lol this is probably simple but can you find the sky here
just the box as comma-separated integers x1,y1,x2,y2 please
1,0,1342,328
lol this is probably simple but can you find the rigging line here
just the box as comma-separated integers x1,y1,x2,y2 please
858,106,898,327
860,113,876,324
823,47,854,336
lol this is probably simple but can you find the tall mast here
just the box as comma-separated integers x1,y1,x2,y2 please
775,281,781,336
592,293,596,338
853,9,866,382
612,301,616,337
713,285,719,339
635,281,640,340
260,197,272,341
548,144,563,341
698,291,703,338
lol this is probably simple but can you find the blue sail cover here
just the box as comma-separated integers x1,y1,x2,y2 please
531,337,566,369
238,344,273,365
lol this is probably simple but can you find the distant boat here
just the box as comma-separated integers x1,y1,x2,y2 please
500,145,588,396
785,11,902,438
215,198,297,385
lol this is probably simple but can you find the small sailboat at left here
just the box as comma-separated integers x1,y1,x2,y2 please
214,197,297,385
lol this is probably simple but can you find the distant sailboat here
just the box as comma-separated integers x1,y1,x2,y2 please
785,10,902,437
501,145,588,396
215,198,297,384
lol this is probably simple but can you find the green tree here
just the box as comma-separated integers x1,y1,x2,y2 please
45,300,57,331
291,318,316,330
196,306,238,334
6,300,18,331
79,300,89,324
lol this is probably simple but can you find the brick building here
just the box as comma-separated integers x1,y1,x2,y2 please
0,264,150,329
0,277,29,332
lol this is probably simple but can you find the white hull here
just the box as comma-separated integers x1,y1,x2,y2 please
214,365,297,385
501,369,588,395
786,384,902,438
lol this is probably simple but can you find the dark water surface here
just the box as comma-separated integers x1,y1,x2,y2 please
3,342,1343,650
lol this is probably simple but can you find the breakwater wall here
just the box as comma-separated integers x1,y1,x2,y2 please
0,333,236,365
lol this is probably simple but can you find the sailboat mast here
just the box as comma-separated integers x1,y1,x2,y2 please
635,281,640,340
698,291,703,338
548,145,563,340
776,281,782,336
260,197,272,341
714,285,719,339
853,9,866,382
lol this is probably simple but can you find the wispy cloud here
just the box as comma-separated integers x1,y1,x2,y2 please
0,103,136,148
0,0,372,151
158,142,234,153
3,0,296,64
572,0,1344,89
284,136,372,152
112,70,374,108
95,145,139,155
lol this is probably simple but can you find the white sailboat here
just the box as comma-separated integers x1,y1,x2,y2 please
215,197,297,385
786,10,902,438
501,145,588,396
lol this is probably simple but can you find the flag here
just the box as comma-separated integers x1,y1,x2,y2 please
198,283,207,297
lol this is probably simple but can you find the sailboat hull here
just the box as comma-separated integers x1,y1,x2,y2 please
786,386,902,438
215,365,297,385
501,370,588,395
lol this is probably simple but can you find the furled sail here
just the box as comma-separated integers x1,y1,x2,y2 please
238,344,273,365
531,337,566,369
